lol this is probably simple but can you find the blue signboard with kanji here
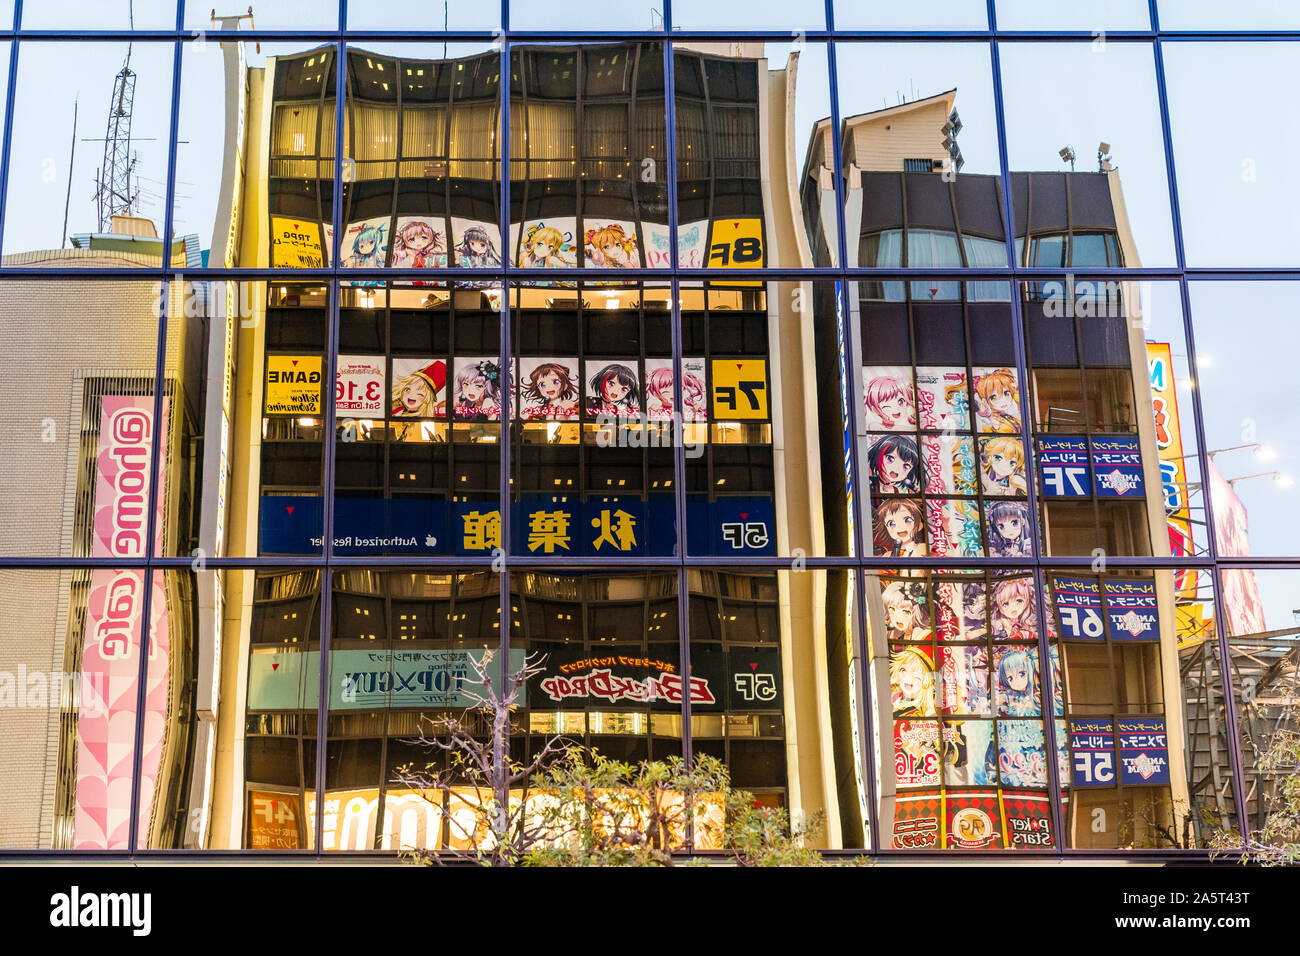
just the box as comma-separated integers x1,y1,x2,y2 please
1091,435,1145,498
1052,576,1105,641
1103,578,1160,640
1068,717,1116,788
1117,717,1170,785
1038,436,1092,497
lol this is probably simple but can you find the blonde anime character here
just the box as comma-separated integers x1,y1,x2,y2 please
584,223,639,268
519,224,574,268
881,580,932,642
979,436,1028,495
390,360,446,418
890,646,937,717
974,368,1021,433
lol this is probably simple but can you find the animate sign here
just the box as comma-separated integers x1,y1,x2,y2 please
1051,576,1160,642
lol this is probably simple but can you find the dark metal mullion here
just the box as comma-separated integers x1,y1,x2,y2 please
988,22,1068,853
1147,0,1253,838
312,35,349,859
0,0,26,261
496,30,512,799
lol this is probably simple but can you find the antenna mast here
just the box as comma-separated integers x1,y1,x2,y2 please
93,1,138,230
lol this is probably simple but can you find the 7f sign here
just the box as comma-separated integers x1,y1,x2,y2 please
711,359,768,420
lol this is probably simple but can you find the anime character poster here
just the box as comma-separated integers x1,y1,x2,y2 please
642,220,708,268
515,219,578,268
880,578,933,642
972,366,1021,433
862,366,916,432
336,355,386,417
583,219,642,268
451,218,504,268
340,216,391,269
920,434,977,495
584,359,642,419
997,719,1048,788
518,357,580,421
989,575,1039,642
868,434,921,496
643,358,708,422
390,216,448,269
390,358,447,418
891,790,941,850
978,436,1028,496
915,366,971,432
985,500,1033,557
994,645,1041,717
1002,790,1054,849
874,497,928,557
452,357,509,421
945,790,1004,850
890,644,936,718
936,579,987,641
939,644,990,715
942,719,997,787
925,498,983,558
894,719,941,787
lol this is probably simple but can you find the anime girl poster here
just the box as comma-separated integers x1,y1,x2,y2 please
584,359,641,419
862,366,916,431
518,357,580,421
939,644,990,716
515,219,578,268
920,434,977,495
990,575,1039,642
640,220,707,268
584,219,642,268
642,358,708,422
985,500,1033,557
942,719,997,787
874,497,928,557
451,218,504,269
994,645,1041,717
996,719,1048,788
390,358,446,418
972,366,1022,433
925,498,983,558
452,357,509,421
936,579,987,641
868,434,921,496
894,719,941,787
890,644,936,718
880,578,932,642
340,216,391,269
978,436,1028,496
390,216,448,269
1049,645,1063,717
915,366,970,432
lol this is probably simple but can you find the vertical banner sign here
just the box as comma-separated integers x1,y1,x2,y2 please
76,395,171,849
1068,718,1116,788
1117,717,1170,785
1052,576,1105,640
246,791,303,849
1147,344,1196,598
1207,458,1267,637
1090,435,1145,497
1037,436,1091,497
1103,579,1160,641
265,356,322,414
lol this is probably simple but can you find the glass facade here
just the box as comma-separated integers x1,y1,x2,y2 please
0,1,1294,860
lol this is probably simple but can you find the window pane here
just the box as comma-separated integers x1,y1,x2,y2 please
673,0,826,31
23,0,175,28
833,0,988,30
186,1,338,30
995,0,1150,30
1157,1,1300,29
999,42,1175,267
1164,42,1300,267
348,0,500,30
511,0,663,31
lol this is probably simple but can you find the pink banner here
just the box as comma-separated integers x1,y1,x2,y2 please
74,395,170,850
1207,458,1266,638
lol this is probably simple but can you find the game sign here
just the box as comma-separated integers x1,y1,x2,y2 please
1052,575,1105,641
1038,435,1092,497
1068,717,1116,788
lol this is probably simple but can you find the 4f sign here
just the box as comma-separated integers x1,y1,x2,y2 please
712,359,768,420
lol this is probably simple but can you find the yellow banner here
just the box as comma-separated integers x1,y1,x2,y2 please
711,358,769,420
265,355,322,415
271,217,326,268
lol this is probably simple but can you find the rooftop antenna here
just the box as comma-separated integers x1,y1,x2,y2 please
92,0,138,231
61,98,78,248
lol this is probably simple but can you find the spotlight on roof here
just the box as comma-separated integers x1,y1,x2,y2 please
1059,145,1076,171
1097,141,1115,172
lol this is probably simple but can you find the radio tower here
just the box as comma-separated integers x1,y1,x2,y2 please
93,2,138,231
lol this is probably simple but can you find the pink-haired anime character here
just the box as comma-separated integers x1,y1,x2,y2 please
863,370,916,431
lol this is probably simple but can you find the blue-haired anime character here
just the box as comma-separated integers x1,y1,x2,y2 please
344,222,388,269
995,647,1039,717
